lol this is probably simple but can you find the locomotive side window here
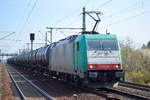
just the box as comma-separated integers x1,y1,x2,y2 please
77,42,80,51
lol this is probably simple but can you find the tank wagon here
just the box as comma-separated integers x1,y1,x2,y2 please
7,32,124,88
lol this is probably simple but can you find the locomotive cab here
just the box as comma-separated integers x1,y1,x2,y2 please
85,34,124,87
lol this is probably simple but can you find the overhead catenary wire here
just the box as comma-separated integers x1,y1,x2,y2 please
90,0,147,22
16,0,32,31
65,0,147,31
53,0,92,26
52,0,113,36
64,16,81,27
20,0,33,23
2,0,33,42
87,0,149,31
0,39,21,42
101,9,150,28
57,30,80,33
56,0,112,36
57,0,111,29
103,0,149,19
92,0,113,10
19,0,38,33
0,32,15,40
23,0,38,27
67,0,112,33
0,31,14,33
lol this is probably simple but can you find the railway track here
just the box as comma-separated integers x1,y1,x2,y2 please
80,86,150,100
7,65,55,100
80,82,150,100
119,81,150,92
102,87,150,100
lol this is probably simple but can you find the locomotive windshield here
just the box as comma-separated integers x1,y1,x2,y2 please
87,39,118,50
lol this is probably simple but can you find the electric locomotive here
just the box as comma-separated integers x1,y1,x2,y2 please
48,31,123,87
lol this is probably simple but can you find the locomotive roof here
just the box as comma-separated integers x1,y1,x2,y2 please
53,34,117,47
83,34,117,39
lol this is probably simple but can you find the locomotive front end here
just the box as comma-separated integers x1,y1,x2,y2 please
85,35,124,87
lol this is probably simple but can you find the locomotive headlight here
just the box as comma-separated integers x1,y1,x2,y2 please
89,65,96,69
90,65,94,68
116,65,119,68
112,65,120,68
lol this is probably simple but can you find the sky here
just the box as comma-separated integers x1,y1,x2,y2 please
0,0,150,54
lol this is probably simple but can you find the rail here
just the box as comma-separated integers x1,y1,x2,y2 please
7,66,55,100
119,81,150,92
103,87,150,100
7,70,27,100
15,69,55,100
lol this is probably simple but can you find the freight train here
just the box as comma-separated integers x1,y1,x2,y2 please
7,31,124,88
